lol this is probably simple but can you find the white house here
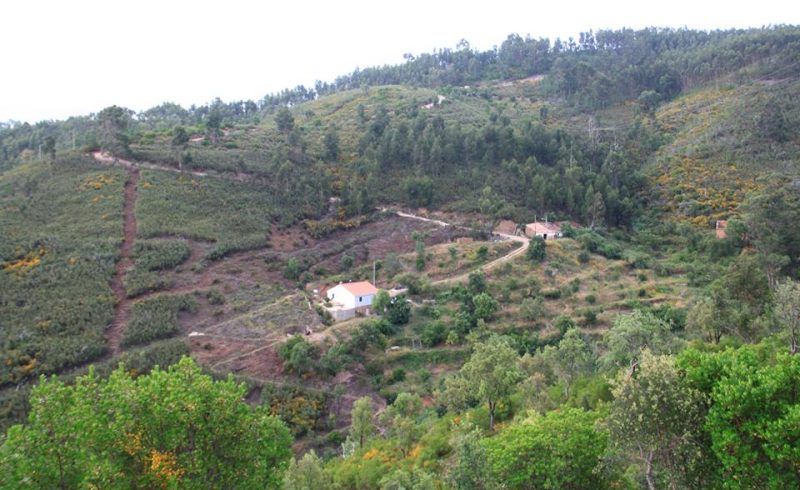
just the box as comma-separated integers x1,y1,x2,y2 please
326,281,378,311
525,221,563,240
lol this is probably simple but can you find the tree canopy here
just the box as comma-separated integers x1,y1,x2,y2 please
0,357,292,489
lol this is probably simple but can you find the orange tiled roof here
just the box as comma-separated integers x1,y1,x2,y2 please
340,281,378,295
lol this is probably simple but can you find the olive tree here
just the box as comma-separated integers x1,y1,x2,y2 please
445,335,523,430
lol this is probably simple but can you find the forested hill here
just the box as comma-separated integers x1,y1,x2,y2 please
3,25,800,489
2,27,799,225
3,25,800,152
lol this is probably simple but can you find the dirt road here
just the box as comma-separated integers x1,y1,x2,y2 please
106,167,139,355
390,209,530,286
91,151,254,182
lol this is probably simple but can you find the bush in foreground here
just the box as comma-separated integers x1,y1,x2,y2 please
0,357,291,489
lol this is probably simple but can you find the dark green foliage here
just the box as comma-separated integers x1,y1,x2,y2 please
283,257,300,280
133,239,191,271
278,335,319,375
206,235,271,261
323,126,340,161
526,237,546,262
261,384,326,437
473,293,499,321
172,125,189,148
421,320,447,347
679,345,800,489
467,271,487,295
542,289,562,300
554,315,576,335
124,269,173,297
390,368,407,383
348,319,387,352
206,108,222,143
386,296,411,325
97,105,132,155
122,294,197,347
136,169,317,257
275,108,295,133
318,344,351,376
340,253,354,272
402,176,434,207
0,159,123,388
649,304,687,331
741,180,800,286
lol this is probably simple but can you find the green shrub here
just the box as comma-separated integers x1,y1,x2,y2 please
386,297,411,325
283,257,301,280
390,368,407,383
133,239,191,271
278,335,318,375
526,237,546,262
207,235,269,261
484,408,607,489
206,288,225,305
421,321,447,347
341,254,354,271
122,294,197,347
543,289,562,300
554,315,576,334
124,270,173,298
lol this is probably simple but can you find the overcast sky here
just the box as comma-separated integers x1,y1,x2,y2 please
2,0,798,123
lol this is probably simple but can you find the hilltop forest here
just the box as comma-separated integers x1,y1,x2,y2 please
1,26,800,489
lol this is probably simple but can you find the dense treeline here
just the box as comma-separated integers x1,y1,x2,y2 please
342,105,652,226
2,26,799,169
321,26,800,109
2,24,800,489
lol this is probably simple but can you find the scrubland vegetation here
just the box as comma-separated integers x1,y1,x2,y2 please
2,25,800,489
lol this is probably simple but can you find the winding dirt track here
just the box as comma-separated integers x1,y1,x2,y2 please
91,151,254,182
107,167,139,355
392,209,530,286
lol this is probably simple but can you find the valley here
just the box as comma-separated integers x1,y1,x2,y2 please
1,25,799,489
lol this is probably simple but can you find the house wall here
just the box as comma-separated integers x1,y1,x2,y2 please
327,287,375,309
327,286,356,308
355,294,375,308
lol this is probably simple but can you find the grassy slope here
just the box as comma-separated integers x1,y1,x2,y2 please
2,65,797,439
650,79,800,225
0,155,124,386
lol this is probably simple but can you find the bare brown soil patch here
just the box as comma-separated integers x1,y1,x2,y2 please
107,167,139,355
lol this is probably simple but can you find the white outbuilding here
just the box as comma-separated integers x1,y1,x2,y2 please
326,281,378,310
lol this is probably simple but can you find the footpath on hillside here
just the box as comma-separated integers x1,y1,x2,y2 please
390,209,530,286
106,167,139,355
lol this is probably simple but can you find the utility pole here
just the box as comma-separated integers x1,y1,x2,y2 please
372,261,376,286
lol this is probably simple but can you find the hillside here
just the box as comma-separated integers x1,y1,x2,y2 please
2,26,800,489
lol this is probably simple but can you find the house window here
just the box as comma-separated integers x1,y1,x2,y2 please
358,296,363,302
